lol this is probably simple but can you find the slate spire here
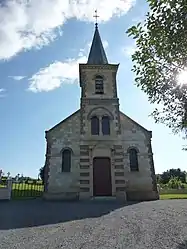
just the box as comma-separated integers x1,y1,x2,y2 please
87,12,108,65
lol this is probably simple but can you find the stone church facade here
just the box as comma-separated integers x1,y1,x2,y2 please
43,24,159,201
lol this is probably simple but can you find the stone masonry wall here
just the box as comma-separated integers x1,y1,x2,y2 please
45,111,80,196
44,109,158,200
119,113,158,200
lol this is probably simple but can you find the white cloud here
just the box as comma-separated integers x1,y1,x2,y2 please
9,76,25,81
123,43,136,57
0,0,135,60
28,56,87,92
0,88,6,98
103,40,109,50
28,37,110,93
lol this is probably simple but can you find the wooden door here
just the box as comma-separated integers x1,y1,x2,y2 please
93,157,112,196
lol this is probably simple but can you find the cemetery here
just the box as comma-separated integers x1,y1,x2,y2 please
0,169,187,201
0,170,43,200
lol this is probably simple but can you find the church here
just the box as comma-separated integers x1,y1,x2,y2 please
43,22,159,201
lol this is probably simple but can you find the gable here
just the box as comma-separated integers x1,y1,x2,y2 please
46,110,80,134
45,109,151,139
120,111,152,138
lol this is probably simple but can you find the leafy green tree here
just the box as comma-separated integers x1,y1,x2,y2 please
127,0,187,140
39,166,45,184
167,177,182,189
160,168,186,184
156,174,161,183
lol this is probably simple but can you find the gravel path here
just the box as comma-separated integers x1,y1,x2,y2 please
0,199,187,249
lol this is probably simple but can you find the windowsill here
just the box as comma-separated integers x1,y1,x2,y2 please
92,93,105,96
91,134,111,136
88,135,113,141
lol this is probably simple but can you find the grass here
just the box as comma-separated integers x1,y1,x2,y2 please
12,183,44,199
2,182,187,200
1,182,44,199
0,184,6,188
160,194,187,200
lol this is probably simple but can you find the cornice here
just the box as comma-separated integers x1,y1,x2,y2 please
79,64,119,71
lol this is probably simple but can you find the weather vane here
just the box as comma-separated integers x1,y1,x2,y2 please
93,10,99,27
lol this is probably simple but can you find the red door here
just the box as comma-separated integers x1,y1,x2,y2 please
93,157,112,196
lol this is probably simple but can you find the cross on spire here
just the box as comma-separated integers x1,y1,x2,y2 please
93,10,99,27
87,10,108,65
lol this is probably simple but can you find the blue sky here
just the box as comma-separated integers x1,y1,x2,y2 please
0,0,186,178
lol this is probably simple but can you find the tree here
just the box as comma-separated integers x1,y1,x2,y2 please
156,174,161,183
159,168,186,184
127,0,187,141
39,166,45,184
167,177,183,189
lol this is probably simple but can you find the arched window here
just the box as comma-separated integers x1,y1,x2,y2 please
102,116,110,135
95,75,104,94
62,149,71,172
91,116,99,135
129,148,139,171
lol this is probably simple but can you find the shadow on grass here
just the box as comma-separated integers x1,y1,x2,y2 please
11,189,43,199
0,199,137,230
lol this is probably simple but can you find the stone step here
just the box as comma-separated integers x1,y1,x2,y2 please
91,196,117,201
43,192,79,201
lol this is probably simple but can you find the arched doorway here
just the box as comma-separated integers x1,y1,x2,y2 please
93,157,112,196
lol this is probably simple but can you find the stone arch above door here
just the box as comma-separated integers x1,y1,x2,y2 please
92,143,112,158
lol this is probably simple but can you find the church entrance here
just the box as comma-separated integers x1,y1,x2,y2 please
93,157,112,196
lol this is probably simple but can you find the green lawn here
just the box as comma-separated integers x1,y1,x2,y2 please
12,183,44,199
2,183,187,200
1,182,44,199
0,184,6,188
160,194,187,200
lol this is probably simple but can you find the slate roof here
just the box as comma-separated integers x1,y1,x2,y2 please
46,109,151,135
87,25,108,65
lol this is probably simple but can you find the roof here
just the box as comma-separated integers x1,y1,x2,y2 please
46,109,151,136
120,111,152,136
87,25,108,65
46,110,80,133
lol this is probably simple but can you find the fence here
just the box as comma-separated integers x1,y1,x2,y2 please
0,178,44,199
0,179,7,187
11,181,44,199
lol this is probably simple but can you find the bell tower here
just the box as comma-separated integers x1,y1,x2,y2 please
79,12,124,198
79,22,121,137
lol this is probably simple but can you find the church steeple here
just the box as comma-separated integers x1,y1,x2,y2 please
87,11,108,65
